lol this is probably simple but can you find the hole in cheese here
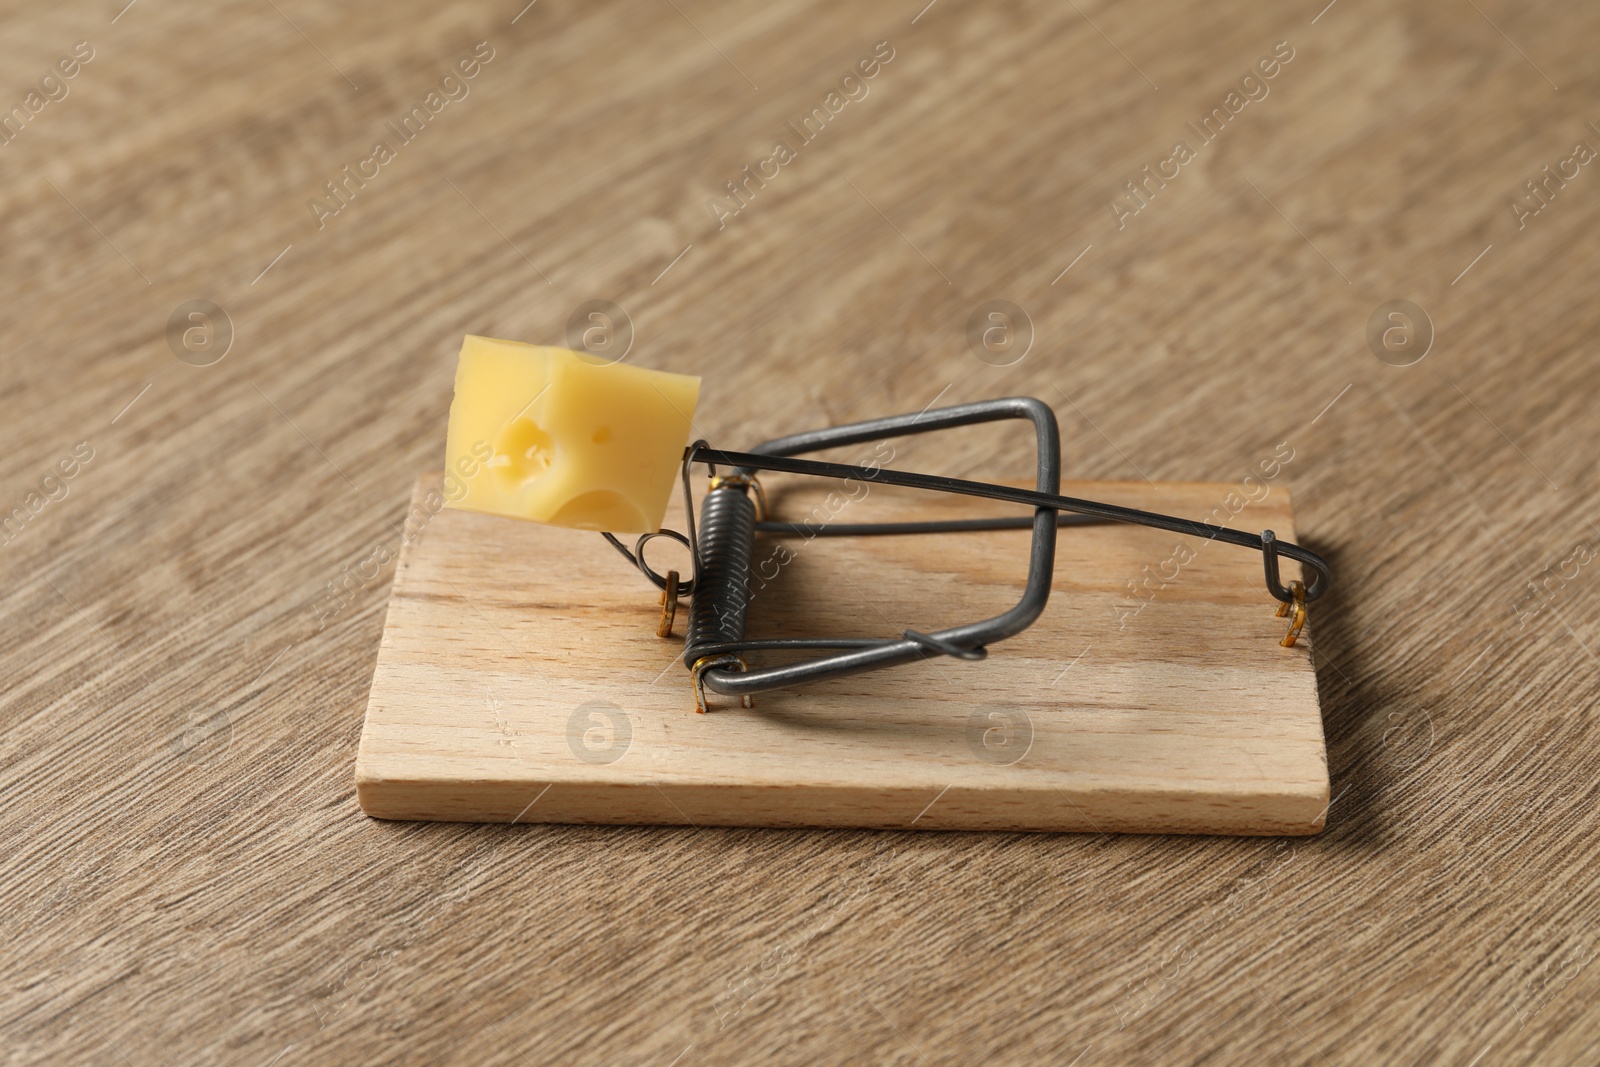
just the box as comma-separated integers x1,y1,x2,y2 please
547,490,646,532
493,417,556,488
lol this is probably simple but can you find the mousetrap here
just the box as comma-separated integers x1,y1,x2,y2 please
356,339,1330,835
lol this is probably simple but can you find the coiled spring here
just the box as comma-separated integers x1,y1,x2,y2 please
682,481,756,671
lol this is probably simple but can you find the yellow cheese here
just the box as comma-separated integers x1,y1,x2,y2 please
443,336,700,533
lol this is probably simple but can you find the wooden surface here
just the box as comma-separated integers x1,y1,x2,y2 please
3,0,1598,1063
359,474,1327,833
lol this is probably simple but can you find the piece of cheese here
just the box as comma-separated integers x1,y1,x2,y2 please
443,336,700,533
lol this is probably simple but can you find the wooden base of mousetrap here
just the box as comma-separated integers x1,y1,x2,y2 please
357,473,1328,835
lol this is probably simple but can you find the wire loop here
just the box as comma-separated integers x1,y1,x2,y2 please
602,530,694,596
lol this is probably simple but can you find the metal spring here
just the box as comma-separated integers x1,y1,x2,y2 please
682,482,756,670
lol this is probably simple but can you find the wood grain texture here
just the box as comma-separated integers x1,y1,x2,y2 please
2,0,1599,1064
358,474,1327,833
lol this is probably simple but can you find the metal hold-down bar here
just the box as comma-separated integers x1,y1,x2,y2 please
703,447,1332,599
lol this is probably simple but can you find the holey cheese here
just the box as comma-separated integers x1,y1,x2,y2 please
443,336,701,533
